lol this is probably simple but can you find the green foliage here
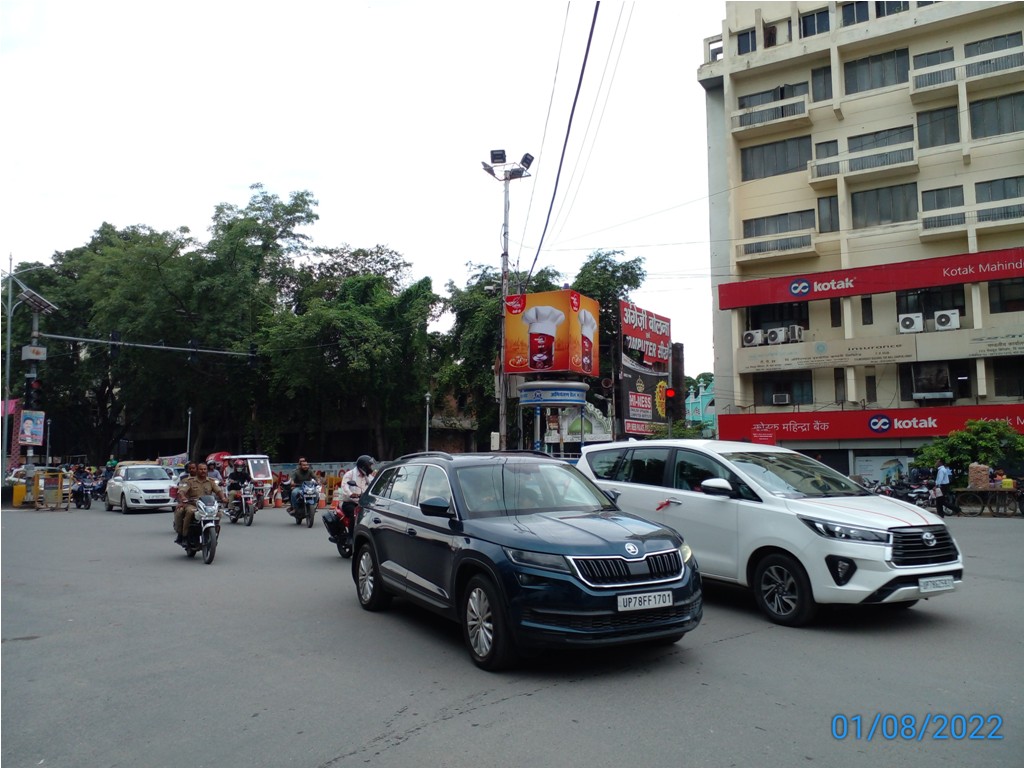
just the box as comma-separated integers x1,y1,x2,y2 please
913,420,1024,475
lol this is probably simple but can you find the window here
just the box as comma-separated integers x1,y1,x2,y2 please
913,48,953,69
964,32,1023,59
921,185,965,228
834,368,847,403
875,2,909,18
753,370,813,405
418,465,452,505
994,356,1024,397
970,91,1024,139
814,139,839,178
976,176,1024,203
830,298,842,327
585,447,627,480
738,83,808,109
385,464,423,504
743,210,815,238
844,49,910,94
865,370,878,403
622,447,670,487
673,450,757,500
861,296,874,325
841,2,869,26
851,183,918,228
741,136,812,180
748,302,809,331
922,185,964,211
801,8,830,38
917,106,960,148
898,361,971,401
989,278,1024,313
811,65,833,101
896,285,966,316
818,195,839,233
848,125,914,153
738,29,756,55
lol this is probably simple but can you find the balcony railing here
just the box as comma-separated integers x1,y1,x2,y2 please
910,45,1024,102
736,230,819,264
808,142,917,186
918,200,1024,241
730,94,812,137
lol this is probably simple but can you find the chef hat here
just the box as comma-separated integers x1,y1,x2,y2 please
579,308,597,337
522,305,565,337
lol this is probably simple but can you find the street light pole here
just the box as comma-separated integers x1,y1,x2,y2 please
482,150,533,451
424,392,431,452
186,407,193,457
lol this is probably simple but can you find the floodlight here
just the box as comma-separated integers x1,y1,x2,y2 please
481,161,496,177
520,153,534,170
490,149,506,164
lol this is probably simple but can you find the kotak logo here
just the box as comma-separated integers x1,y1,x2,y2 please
789,280,811,296
868,414,939,433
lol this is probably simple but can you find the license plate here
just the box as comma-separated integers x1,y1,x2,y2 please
918,575,954,594
617,591,673,612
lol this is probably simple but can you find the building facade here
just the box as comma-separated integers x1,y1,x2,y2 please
698,1,1024,474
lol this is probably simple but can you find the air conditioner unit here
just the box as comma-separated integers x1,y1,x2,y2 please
767,327,789,344
934,309,960,330
742,330,764,347
898,313,924,333
788,325,804,342
772,393,791,405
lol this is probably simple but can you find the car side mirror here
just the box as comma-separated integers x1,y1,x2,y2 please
700,478,734,497
420,496,454,518
603,488,621,502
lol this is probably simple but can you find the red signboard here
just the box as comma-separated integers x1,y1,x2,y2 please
718,247,1024,310
719,404,1024,441
620,301,671,365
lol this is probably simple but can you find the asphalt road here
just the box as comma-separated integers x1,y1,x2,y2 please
2,502,1022,768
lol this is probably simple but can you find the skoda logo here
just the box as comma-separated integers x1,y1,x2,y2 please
790,279,811,296
624,543,639,556
922,531,937,548
868,414,892,433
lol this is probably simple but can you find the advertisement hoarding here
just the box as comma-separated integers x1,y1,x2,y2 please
503,290,599,376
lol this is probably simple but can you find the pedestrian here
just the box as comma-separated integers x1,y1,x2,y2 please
934,458,953,517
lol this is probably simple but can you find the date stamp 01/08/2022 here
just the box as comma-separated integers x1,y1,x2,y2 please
831,713,1004,742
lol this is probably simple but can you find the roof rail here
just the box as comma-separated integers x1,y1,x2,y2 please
394,451,455,462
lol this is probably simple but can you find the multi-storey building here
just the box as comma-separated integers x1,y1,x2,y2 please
698,1,1024,477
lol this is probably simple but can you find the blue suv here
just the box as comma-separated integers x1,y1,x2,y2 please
351,451,703,670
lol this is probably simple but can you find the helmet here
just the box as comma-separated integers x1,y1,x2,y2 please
356,455,375,474
207,461,217,468
234,459,245,469
106,459,117,468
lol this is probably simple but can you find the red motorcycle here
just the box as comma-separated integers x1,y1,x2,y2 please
323,482,358,558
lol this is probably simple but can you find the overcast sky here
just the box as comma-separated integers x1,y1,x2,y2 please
1,0,725,374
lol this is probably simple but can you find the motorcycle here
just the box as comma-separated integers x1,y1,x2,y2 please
288,479,320,528
182,494,220,564
228,480,257,526
71,477,94,509
323,482,359,558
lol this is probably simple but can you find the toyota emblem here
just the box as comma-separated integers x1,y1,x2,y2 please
922,531,937,548
625,543,639,556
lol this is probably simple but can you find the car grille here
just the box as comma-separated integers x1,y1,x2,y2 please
569,549,683,588
522,596,701,632
890,526,960,566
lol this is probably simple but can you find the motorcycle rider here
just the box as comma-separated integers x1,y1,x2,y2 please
226,459,252,507
289,457,316,512
206,460,223,483
324,455,375,543
175,462,226,546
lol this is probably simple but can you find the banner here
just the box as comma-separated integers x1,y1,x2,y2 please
619,301,671,365
620,354,670,435
503,289,599,376
18,410,45,447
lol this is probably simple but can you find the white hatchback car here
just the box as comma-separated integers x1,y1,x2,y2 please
105,462,175,513
578,440,963,626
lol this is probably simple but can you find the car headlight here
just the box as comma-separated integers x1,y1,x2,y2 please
504,547,571,573
678,543,694,564
800,516,890,544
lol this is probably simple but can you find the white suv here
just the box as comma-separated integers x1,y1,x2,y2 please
578,440,962,626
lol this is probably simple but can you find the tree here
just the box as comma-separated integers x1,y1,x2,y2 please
913,419,1024,475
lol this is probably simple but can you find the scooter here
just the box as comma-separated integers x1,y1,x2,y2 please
182,495,220,564
288,479,320,528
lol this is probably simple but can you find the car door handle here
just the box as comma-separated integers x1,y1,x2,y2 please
407,528,417,537
656,497,683,511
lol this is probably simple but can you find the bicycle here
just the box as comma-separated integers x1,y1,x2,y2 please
955,488,1019,517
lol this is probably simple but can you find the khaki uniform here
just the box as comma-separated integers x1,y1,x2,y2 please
176,476,223,536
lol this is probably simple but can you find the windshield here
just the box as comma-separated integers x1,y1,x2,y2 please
722,451,871,499
125,467,169,482
455,461,616,519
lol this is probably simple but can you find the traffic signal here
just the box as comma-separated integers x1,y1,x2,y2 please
664,386,682,420
25,378,42,409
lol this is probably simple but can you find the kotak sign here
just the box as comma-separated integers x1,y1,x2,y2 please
718,404,1024,441
719,247,1024,309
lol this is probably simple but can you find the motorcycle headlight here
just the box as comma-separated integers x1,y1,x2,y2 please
800,516,890,544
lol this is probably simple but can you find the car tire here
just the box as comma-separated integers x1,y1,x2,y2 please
121,495,131,514
753,553,817,627
355,543,391,611
105,496,114,512
462,575,518,671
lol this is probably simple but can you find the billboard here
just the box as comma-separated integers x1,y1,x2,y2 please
18,409,45,447
620,301,671,365
503,289,599,376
